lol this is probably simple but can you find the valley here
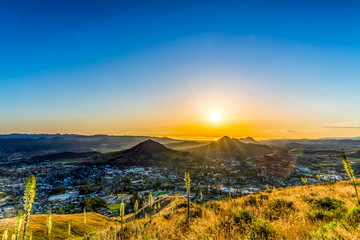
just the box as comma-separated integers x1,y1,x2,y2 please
1,134,360,221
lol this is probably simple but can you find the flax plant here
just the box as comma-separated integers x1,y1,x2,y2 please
184,169,191,222
341,152,360,204
22,175,36,240
15,210,23,240
149,192,153,221
2,230,8,240
46,210,52,240
120,201,125,240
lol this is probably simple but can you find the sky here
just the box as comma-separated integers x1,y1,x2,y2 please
1,0,360,139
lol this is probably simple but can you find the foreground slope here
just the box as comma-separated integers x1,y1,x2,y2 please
0,212,112,239
2,181,360,239
119,181,360,239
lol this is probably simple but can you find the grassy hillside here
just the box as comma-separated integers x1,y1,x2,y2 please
0,212,113,239
117,181,360,239
2,181,360,239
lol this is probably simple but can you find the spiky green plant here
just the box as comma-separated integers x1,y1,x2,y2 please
46,210,52,240
266,184,270,191
22,175,36,240
341,152,360,204
83,208,87,236
316,174,320,181
323,172,327,180
301,177,305,184
184,168,191,222
273,186,276,190
144,212,147,219
149,192,153,221
332,170,336,181
134,200,139,213
15,210,23,240
11,235,15,240
200,190,203,200
120,201,125,240
68,220,71,237
2,229,8,240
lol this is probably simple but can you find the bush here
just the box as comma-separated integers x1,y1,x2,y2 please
81,196,108,212
250,220,276,240
190,205,203,218
265,199,295,220
243,196,258,207
259,194,269,200
233,209,255,224
307,197,347,222
311,197,346,212
346,206,360,228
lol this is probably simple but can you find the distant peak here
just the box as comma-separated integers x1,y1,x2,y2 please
238,136,258,143
219,136,232,141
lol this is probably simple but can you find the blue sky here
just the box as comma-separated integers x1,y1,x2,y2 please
1,0,360,138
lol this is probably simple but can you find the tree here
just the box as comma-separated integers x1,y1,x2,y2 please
22,175,36,240
184,169,191,222
81,196,107,212
130,192,143,210
46,210,52,240
341,152,360,204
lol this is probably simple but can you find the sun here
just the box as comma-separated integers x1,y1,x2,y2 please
210,111,222,123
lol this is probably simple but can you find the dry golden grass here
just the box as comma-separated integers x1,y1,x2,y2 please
0,212,113,239
2,181,360,239
111,181,360,240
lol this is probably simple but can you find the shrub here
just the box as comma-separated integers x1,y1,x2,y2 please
81,196,107,212
346,206,360,228
190,205,203,218
311,197,346,212
265,199,295,220
233,209,255,224
250,220,276,240
259,194,269,200
243,196,258,207
307,197,347,221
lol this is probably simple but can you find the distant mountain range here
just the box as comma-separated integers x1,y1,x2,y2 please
20,136,278,167
0,134,182,154
28,151,100,164
189,136,272,158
